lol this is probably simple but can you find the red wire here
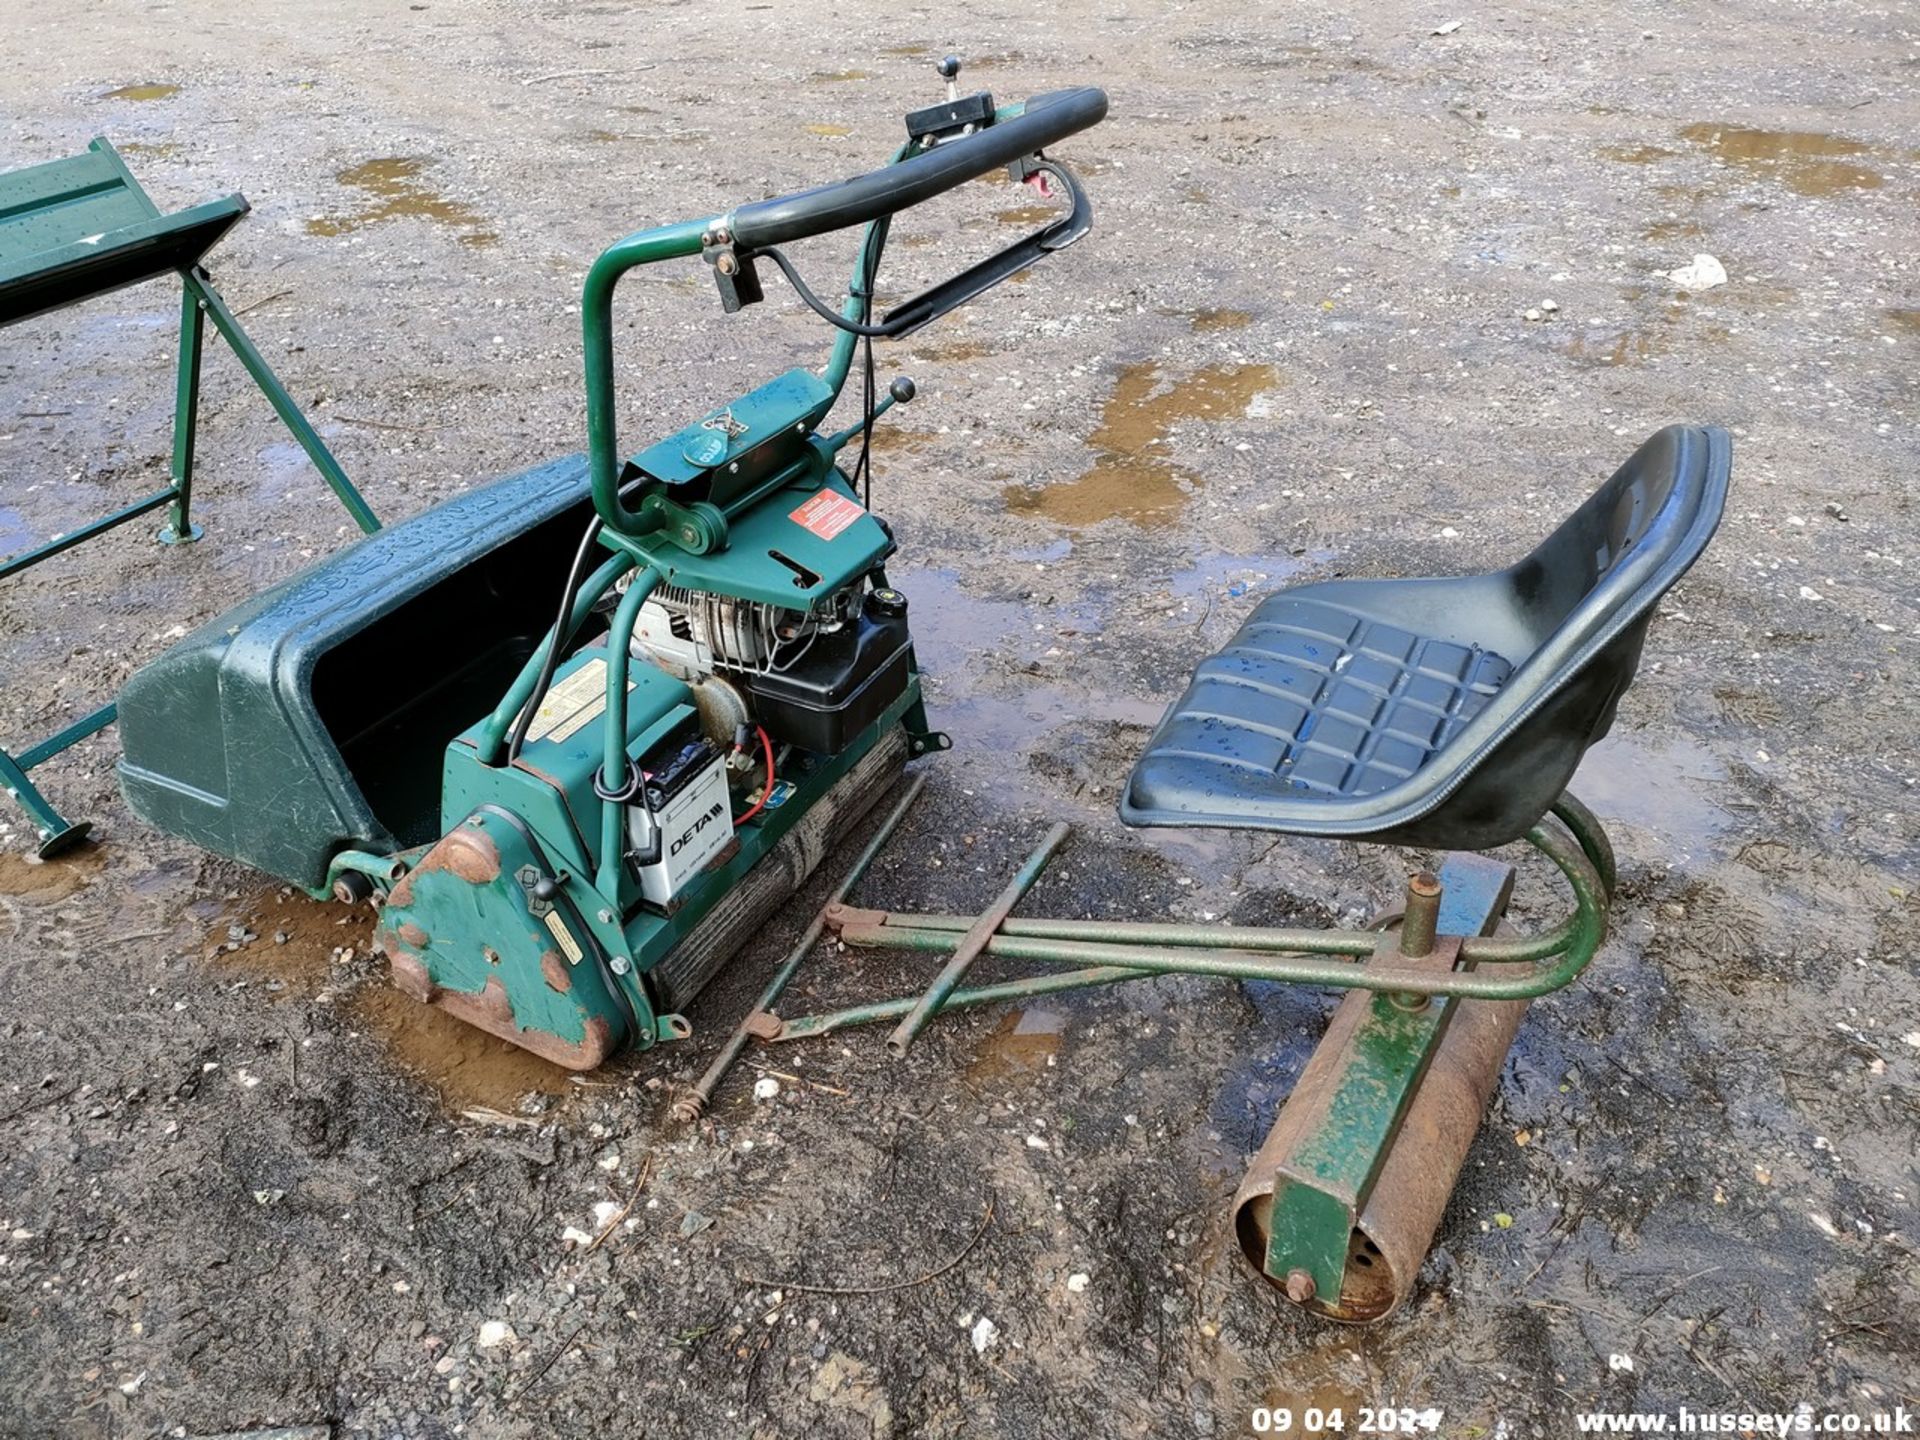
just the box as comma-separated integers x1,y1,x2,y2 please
735,724,776,824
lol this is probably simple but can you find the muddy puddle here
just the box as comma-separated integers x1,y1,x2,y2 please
1003,361,1283,527
347,986,574,1113
964,1006,1067,1084
1564,299,1729,368
1186,307,1254,332
209,887,367,995
102,82,179,101
212,887,572,1112
1599,142,1677,165
1642,217,1706,242
907,334,1000,363
994,204,1060,226
306,157,495,246
809,69,873,83
1571,733,1733,855
0,846,104,904
1885,308,1920,335
804,122,853,137
0,503,33,556
1678,122,1884,195
890,566,1163,787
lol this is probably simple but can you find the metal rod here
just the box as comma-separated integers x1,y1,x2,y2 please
1553,791,1615,897
187,270,381,535
884,821,1071,1056
0,488,175,581
673,773,929,1121
1398,870,1442,959
835,817,1608,1003
774,963,1149,1042
837,911,1378,957
14,702,117,770
0,745,72,844
161,279,207,544
596,565,666,900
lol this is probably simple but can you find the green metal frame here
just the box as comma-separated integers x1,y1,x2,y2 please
0,138,379,856
723,793,1614,1299
797,794,1613,1028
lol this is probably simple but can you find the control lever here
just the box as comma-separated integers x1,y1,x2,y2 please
906,55,995,144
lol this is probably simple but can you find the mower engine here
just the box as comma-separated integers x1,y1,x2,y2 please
633,575,913,759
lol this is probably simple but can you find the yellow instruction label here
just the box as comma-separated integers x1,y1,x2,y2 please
544,909,584,965
525,657,634,746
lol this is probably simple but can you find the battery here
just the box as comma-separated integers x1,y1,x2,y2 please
629,741,733,906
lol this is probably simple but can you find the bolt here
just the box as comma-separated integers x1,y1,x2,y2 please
1284,1268,1317,1304
610,955,632,976
1399,869,1443,958
671,1093,707,1124
597,908,614,924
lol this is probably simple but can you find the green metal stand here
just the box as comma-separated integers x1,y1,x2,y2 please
0,137,380,855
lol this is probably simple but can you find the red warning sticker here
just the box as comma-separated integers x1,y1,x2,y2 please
789,490,866,541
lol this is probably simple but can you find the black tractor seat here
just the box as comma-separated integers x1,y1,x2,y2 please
1121,425,1731,851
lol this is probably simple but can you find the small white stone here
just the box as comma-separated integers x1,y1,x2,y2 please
1066,1272,1091,1294
753,1077,781,1101
1667,253,1728,290
477,1320,517,1349
1798,586,1823,601
596,1150,621,1171
970,1316,1001,1353
1025,1134,1050,1150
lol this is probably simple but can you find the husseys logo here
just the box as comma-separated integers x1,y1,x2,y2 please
670,801,727,857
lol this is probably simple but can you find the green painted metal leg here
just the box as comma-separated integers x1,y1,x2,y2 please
159,280,207,546
184,269,381,535
0,701,117,856
0,744,90,857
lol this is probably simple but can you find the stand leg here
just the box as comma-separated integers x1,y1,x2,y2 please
186,269,381,535
158,281,206,546
0,745,90,857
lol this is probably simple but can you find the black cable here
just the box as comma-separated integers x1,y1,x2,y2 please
507,513,603,764
757,245,900,337
851,298,878,507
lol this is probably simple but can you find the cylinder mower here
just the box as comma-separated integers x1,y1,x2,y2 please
107,73,1107,1061
39,57,1733,1322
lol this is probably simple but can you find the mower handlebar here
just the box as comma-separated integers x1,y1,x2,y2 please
724,87,1109,249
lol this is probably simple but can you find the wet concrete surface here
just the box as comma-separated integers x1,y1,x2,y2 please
2,1,1918,1437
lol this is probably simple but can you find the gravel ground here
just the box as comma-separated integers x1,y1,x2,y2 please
2,2,1917,1437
